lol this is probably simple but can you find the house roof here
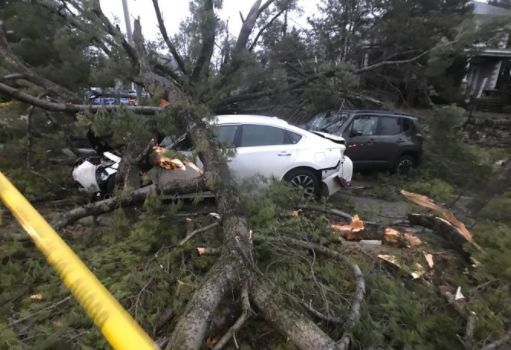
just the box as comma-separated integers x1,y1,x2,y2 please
473,1,511,16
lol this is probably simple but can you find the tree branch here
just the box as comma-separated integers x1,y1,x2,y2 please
249,9,286,52
54,178,206,230
301,301,343,324
0,22,81,103
191,0,216,82
0,81,162,115
481,328,511,350
179,222,219,246
255,236,366,350
251,282,339,350
355,40,457,74
212,282,253,350
234,0,275,54
152,0,188,76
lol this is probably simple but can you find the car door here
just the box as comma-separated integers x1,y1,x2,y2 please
229,124,298,179
372,116,404,167
343,115,381,167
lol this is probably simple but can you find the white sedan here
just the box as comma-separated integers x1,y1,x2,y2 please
172,115,353,196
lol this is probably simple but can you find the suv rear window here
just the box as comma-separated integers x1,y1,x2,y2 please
377,117,401,135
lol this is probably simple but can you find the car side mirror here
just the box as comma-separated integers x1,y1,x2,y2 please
350,130,362,137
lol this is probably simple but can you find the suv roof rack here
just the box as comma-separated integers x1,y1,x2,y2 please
338,109,416,118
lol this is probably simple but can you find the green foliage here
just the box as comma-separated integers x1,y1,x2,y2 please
479,190,511,223
89,109,151,146
355,270,464,350
0,104,75,200
407,178,456,203
420,106,492,188
0,195,190,349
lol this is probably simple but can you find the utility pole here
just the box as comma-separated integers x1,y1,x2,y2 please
121,0,140,101
121,0,133,43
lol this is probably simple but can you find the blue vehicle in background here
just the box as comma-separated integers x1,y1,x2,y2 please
85,87,145,106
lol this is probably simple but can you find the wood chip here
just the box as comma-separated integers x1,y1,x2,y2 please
29,294,43,301
423,252,434,268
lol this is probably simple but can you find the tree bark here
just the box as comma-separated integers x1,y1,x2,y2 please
251,282,340,350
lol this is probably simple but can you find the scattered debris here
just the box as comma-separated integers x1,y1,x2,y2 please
332,214,365,240
196,247,221,256
29,294,43,301
287,209,302,217
378,254,426,280
455,287,465,301
197,247,207,255
52,319,63,328
359,240,382,245
423,252,434,269
209,212,221,220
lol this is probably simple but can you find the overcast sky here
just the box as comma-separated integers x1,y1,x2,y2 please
99,0,320,41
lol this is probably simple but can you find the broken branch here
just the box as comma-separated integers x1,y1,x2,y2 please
256,235,365,349
152,0,188,76
196,247,221,256
481,328,511,350
179,222,219,246
249,9,286,51
54,177,206,230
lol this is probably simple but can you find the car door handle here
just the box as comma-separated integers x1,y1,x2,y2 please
396,138,405,143
278,152,292,156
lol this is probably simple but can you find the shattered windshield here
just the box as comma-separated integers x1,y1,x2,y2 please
306,111,349,134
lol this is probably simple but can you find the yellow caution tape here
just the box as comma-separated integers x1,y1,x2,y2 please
0,171,158,350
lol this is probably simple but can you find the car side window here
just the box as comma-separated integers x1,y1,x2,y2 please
239,125,287,147
214,125,238,147
287,131,302,144
173,135,193,151
351,116,378,136
401,118,412,133
377,117,401,135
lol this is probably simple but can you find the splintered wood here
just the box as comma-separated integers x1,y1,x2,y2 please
401,190,480,250
383,227,422,247
331,214,365,240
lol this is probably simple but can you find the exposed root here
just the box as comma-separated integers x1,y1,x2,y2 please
212,282,253,350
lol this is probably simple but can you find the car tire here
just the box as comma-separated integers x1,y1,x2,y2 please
394,155,415,175
284,168,321,197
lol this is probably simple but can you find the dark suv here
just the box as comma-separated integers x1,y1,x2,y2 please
302,110,423,173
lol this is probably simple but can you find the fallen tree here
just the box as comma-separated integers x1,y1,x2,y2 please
0,1,368,349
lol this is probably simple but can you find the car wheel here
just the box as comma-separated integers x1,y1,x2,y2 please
395,155,415,175
284,169,320,197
